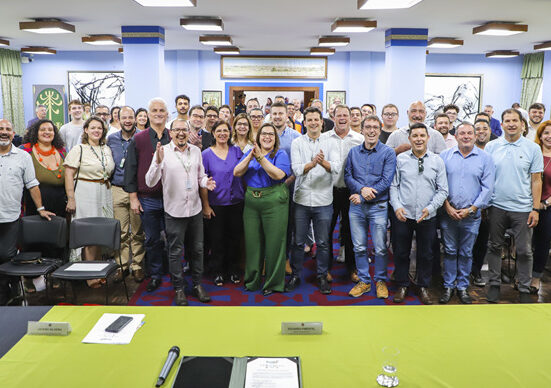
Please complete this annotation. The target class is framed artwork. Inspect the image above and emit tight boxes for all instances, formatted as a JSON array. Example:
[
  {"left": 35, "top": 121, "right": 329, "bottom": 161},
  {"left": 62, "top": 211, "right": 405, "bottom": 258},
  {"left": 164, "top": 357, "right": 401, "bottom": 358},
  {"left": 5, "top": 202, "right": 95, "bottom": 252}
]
[
  {"left": 67, "top": 71, "right": 125, "bottom": 111},
  {"left": 32, "top": 84, "right": 66, "bottom": 129},
  {"left": 221, "top": 56, "right": 327, "bottom": 79},
  {"left": 424, "top": 73, "right": 483, "bottom": 127},
  {"left": 202, "top": 90, "right": 222, "bottom": 107},
  {"left": 326, "top": 91, "right": 346, "bottom": 111}
]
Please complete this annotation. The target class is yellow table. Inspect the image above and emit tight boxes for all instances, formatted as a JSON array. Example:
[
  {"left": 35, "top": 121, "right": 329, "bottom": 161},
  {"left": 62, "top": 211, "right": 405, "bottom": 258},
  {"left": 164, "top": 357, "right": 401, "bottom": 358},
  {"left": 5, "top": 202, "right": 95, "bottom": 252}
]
[{"left": 1, "top": 304, "right": 550, "bottom": 387}]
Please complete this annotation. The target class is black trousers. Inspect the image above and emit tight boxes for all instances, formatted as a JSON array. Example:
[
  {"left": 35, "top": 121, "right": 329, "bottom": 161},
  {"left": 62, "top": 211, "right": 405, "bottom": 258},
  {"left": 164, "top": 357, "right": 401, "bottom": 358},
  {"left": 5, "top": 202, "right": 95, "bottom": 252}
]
[
  {"left": 328, "top": 187, "right": 355, "bottom": 273},
  {"left": 472, "top": 210, "right": 490, "bottom": 275},
  {"left": 207, "top": 202, "right": 244, "bottom": 277},
  {"left": 0, "top": 220, "right": 20, "bottom": 304}
]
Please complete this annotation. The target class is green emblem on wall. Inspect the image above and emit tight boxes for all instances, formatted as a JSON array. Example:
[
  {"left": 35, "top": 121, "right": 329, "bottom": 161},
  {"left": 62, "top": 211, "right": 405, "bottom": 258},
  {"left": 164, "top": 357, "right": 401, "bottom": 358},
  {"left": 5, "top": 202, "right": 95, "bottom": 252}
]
[{"left": 36, "top": 88, "right": 65, "bottom": 129}]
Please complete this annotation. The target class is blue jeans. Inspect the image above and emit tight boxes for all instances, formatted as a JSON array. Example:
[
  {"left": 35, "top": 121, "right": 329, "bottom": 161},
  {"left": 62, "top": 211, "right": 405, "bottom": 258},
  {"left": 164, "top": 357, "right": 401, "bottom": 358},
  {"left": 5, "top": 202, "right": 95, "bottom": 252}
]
[
  {"left": 440, "top": 213, "right": 481, "bottom": 290},
  {"left": 139, "top": 196, "right": 166, "bottom": 280},
  {"left": 290, "top": 203, "right": 332, "bottom": 278},
  {"left": 349, "top": 201, "right": 389, "bottom": 283}
]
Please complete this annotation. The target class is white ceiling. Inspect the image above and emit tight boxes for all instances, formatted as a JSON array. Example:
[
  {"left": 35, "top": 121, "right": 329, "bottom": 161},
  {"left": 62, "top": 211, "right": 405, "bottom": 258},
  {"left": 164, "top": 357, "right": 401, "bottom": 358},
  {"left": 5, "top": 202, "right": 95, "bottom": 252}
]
[{"left": 0, "top": 0, "right": 550, "bottom": 54}]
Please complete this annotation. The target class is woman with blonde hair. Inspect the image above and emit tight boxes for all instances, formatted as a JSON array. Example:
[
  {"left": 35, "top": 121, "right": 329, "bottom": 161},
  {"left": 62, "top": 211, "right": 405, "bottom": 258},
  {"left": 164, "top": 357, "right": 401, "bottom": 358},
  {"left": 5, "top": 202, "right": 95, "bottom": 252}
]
[{"left": 232, "top": 113, "right": 254, "bottom": 153}]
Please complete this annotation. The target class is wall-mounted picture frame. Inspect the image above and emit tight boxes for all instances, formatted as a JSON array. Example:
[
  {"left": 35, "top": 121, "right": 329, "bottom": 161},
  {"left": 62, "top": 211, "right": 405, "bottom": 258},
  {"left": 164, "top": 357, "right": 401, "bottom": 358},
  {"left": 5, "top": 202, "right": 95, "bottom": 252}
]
[
  {"left": 67, "top": 71, "right": 125, "bottom": 111},
  {"left": 221, "top": 56, "right": 328, "bottom": 79},
  {"left": 32, "top": 84, "right": 66, "bottom": 129},
  {"left": 424, "top": 73, "right": 483, "bottom": 127},
  {"left": 326, "top": 91, "right": 346, "bottom": 111},
  {"left": 202, "top": 90, "right": 222, "bottom": 107}
]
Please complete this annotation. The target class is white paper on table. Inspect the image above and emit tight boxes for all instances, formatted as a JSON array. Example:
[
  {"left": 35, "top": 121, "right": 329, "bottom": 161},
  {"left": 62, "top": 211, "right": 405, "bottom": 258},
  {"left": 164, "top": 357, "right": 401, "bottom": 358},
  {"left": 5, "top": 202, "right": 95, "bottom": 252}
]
[
  {"left": 245, "top": 358, "right": 299, "bottom": 388},
  {"left": 82, "top": 313, "right": 145, "bottom": 345},
  {"left": 66, "top": 262, "right": 110, "bottom": 272}
]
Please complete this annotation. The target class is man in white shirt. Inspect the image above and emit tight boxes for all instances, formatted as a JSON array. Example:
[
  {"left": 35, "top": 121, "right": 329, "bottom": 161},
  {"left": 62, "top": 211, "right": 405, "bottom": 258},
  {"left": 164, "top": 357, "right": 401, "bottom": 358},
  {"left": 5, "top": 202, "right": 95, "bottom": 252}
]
[
  {"left": 322, "top": 105, "right": 364, "bottom": 282},
  {"left": 59, "top": 100, "right": 84, "bottom": 152},
  {"left": 286, "top": 107, "right": 341, "bottom": 295},
  {"left": 145, "top": 119, "right": 216, "bottom": 306}
]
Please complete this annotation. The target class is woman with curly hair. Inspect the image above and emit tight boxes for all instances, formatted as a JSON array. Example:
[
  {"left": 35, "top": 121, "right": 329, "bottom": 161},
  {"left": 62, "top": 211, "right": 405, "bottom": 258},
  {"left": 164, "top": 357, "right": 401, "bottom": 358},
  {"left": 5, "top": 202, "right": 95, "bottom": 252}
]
[{"left": 21, "top": 119, "right": 67, "bottom": 217}]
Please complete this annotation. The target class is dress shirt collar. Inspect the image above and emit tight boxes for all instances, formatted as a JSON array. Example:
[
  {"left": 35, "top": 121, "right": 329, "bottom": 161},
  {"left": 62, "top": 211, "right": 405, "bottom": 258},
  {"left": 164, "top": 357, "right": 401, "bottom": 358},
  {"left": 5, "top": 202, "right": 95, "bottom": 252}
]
[
  {"left": 451, "top": 145, "right": 479, "bottom": 158},
  {"left": 407, "top": 149, "right": 429, "bottom": 159},
  {"left": 170, "top": 141, "right": 190, "bottom": 153},
  {"left": 1, "top": 144, "right": 19, "bottom": 156},
  {"left": 497, "top": 135, "right": 524, "bottom": 147},
  {"left": 360, "top": 140, "right": 380, "bottom": 153},
  {"left": 306, "top": 134, "right": 321, "bottom": 143}
]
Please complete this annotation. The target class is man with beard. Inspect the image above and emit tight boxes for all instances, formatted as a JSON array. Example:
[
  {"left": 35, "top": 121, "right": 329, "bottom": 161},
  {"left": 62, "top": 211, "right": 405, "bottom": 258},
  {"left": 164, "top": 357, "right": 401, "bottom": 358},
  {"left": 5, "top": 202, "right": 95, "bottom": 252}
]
[
  {"left": 187, "top": 105, "right": 214, "bottom": 151},
  {"left": 146, "top": 118, "right": 215, "bottom": 306},
  {"left": 0, "top": 119, "right": 54, "bottom": 304},
  {"left": 386, "top": 101, "right": 447, "bottom": 155},
  {"left": 434, "top": 113, "right": 457, "bottom": 149},
  {"left": 168, "top": 94, "right": 190, "bottom": 128},
  {"left": 443, "top": 104, "right": 460, "bottom": 135},
  {"left": 204, "top": 106, "right": 219, "bottom": 133},
  {"left": 107, "top": 106, "right": 146, "bottom": 283},
  {"left": 124, "top": 98, "right": 171, "bottom": 292},
  {"left": 527, "top": 103, "right": 545, "bottom": 141},
  {"left": 484, "top": 109, "right": 543, "bottom": 303}
]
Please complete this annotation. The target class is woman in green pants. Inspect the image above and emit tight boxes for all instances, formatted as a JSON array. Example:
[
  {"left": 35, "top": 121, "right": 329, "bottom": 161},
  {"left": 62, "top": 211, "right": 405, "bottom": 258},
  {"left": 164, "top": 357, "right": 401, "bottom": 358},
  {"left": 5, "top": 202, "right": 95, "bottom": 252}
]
[{"left": 233, "top": 123, "right": 291, "bottom": 296}]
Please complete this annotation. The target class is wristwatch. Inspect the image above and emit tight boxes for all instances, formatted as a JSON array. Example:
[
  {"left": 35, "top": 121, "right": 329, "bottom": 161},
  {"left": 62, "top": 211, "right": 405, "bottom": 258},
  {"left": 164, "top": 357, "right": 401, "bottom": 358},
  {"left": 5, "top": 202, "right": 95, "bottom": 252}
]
[
  {"left": 468, "top": 207, "right": 475, "bottom": 216},
  {"left": 533, "top": 207, "right": 540, "bottom": 212}
]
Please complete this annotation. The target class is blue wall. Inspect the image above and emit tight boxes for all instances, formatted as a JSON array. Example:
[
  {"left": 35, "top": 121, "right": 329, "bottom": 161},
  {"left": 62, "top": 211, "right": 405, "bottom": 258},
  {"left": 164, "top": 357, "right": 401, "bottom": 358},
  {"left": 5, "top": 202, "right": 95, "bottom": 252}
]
[{"left": 15, "top": 49, "right": 525, "bottom": 125}]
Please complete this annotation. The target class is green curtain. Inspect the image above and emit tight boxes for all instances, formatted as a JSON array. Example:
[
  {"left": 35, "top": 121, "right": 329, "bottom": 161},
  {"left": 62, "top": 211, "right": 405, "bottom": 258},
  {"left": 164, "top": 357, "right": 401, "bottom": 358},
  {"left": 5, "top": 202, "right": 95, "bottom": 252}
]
[
  {"left": 520, "top": 52, "right": 544, "bottom": 109},
  {"left": 0, "top": 48, "right": 24, "bottom": 135}
]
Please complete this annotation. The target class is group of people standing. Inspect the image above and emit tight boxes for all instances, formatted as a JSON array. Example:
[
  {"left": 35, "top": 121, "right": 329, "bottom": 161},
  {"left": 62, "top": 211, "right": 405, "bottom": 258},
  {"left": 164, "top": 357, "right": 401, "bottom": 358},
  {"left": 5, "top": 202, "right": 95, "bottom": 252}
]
[{"left": 0, "top": 93, "right": 549, "bottom": 307}]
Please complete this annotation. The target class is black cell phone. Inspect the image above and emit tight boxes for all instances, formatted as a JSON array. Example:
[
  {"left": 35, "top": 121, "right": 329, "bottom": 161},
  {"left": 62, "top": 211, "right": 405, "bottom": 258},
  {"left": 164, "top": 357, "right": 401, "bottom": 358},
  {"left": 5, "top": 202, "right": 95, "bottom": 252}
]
[{"left": 105, "top": 316, "right": 133, "bottom": 333}]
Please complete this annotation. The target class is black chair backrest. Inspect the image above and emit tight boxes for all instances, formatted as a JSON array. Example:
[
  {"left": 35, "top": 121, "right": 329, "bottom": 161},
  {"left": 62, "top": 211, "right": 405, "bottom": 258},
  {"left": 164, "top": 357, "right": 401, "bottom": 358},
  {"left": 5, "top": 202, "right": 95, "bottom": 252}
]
[
  {"left": 69, "top": 217, "right": 121, "bottom": 250},
  {"left": 19, "top": 215, "right": 67, "bottom": 248}
]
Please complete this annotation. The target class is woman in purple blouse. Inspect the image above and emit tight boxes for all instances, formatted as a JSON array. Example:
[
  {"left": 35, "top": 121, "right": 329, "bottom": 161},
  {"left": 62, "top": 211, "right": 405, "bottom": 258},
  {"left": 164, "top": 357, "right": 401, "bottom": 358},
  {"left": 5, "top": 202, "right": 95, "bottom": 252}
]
[{"left": 202, "top": 120, "right": 245, "bottom": 286}]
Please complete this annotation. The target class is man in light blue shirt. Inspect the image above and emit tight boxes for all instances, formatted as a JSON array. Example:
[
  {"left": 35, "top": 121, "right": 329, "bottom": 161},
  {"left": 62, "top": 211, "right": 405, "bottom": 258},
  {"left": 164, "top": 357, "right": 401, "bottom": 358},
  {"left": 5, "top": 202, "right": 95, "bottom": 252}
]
[
  {"left": 345, "top": 115, "right": 396, "bottom": 299},
  {"left": 439, "top": 122, "right": 495, "bottom": 304},
  {"left": 484, "top": 109, "right": 543, "bottom": 303},
  {"left": 390, "top": 123, "right": 448, "bottom": 304},
  {"left": 286, "top": 107, "right": 340, "bottom": 295}
]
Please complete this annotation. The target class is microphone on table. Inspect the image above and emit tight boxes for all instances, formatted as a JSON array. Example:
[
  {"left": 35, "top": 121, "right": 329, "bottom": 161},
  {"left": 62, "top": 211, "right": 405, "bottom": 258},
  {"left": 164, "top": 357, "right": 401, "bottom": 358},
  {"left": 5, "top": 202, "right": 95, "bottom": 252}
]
[{"left": 156, "top": 346, "right": 180, "bottom": 387}]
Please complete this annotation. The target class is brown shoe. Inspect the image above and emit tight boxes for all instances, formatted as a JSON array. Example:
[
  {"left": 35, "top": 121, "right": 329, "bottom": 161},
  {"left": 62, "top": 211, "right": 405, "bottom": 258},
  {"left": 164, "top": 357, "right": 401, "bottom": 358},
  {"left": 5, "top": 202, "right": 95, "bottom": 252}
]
[
  {"left": 418, "top": 287, "right": 433, "bottom": 305},
  {"left": 326, "top": 272, "right": 333, "bottom": 283},
  {"left": 285, "top": 259, "right": 292, "bottom": 275},
  {"left": 376, "top": 281, "right": 389, "bottom": 299},
  {"left": 114, "top": 268, "right": 128, "bottom": 283},
  {"left": 350, "top": 271, "right": 360, "bottom": 283},
  {"left": 393, "top": 287, "right": 408, "bottom": 303},
  {"left": 133, "top": 269, "right": 145, "bottom": 283},
  {"left": 349, "top": 281, "right": 371, "bottom": 298}
]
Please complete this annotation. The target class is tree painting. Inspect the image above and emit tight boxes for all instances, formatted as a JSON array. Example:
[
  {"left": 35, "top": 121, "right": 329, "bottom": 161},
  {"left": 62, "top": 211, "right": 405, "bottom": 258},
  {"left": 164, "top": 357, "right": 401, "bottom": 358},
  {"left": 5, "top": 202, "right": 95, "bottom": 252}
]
[{"left": 68, "top": 72, "right": 125, "bottom": 110}]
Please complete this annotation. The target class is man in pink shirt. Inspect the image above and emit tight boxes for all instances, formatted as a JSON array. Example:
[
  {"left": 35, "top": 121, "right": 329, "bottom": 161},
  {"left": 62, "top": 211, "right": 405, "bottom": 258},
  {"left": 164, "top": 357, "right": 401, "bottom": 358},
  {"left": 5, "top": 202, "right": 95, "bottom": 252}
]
[{"left": 146, "top": 119, "right": 216, "bottom": 306}]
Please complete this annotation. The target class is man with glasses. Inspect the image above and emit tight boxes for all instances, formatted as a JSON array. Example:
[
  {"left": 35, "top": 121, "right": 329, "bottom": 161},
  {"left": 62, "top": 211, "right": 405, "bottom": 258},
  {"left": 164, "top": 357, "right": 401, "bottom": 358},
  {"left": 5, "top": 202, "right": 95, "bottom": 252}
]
[
  {"left": 94, "top": 105, "right": 111, "bottom": 127},
  {"left": 379, "top": 104, "right": 399, "bottom": 144},
  {"left": 204, "top": 106, "right": 219, "bottom": 133},
  {"left": 345, "top": 115, "right": 396, "bottom": 298},
  {"left": 389, "top": 123, "right": 448, "bottom": 304},
  {"left": 443, "top": 104, "right": 460, "bottom": 135},
  {"left": 145, "top": 118, "right": 215, "bottom": 306},
  {"left": 386, "top": 101, "right": 447, "bottom": 155},
  {"left": 187, "top": 105, "right": 214, "bottom": 151}
]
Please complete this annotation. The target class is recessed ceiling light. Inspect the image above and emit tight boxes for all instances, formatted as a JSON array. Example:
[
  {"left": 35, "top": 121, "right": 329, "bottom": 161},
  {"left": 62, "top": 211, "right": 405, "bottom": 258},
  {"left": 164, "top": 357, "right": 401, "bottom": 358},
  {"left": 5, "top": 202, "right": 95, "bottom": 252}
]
[
  {"left": 0, "top": 38, "right": 9, "bottom": 46},
  {"left": 485, "top": 50, "right": 519, "bottom": 58},
  {"left": 534, "top": 42, "right": 551, "bottom": 51},
  {"left": 214, "top": 46, "right": 239, "bottom": 55},
  {"left": 82, "top": 35, "right": 122, "bottom": 45},
  {"left": 473, "top": 22, "right": 527, "bottom": 36},
  {"left": 318, "top": 36, "right": 350, "bottom": 47},
  {"left": 310, "top": 47, "right": 335, "bottom": 56},
  {"left": 133, "top": 0, "right": 196, "bottom": 6},
  {"left": 331, "top": 19, "right": 377, "bottom": 33},
  {"left": 180, "top": 17, "right": 223, "bottom": 31},
  {"left": 427, "top": 38, "right": 464, "bottom": 49},
  {"left": 357, "top": 0, "right": 423, "bottom": 9},
  {"left": 19, "top": 18, "right": 75, "bottom": 34},
  {"left": 200, "top": 35, "right": 232, "bottom": 46},
  {"left": 21, "top": 46, "right": 57, "bottom": 55}
]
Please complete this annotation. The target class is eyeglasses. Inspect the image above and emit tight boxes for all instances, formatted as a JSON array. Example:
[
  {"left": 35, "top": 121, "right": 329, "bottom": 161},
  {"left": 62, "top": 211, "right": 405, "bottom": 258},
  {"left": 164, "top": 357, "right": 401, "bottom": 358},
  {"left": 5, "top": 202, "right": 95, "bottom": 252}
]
[
  {"left": 250, "top": 115, "right": 263, "bottom": 120},
  {"left": 236, "top": 122, "right": 249, "bottom": 127},
  {"left": 206, "top": 114, "right": 218, "bottom": 119},
  {"left": 171, "top": 128, "right": 189, "bottom": 133},
  {"left": 260, "top": 132, "right": 276, "bottom": 138},
  {"left": 383, "top": 113, "right": 398, "bottom": 118},
  {"left": 418, "top": 157, "right": 424, "bottom": 174}
]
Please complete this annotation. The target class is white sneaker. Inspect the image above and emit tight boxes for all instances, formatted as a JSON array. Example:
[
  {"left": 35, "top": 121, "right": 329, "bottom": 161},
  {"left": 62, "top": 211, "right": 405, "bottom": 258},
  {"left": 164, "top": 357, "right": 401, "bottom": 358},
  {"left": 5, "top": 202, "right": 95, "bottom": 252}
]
[{"left": 336, "top": 246, "right": 345, "bottom": 263}]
